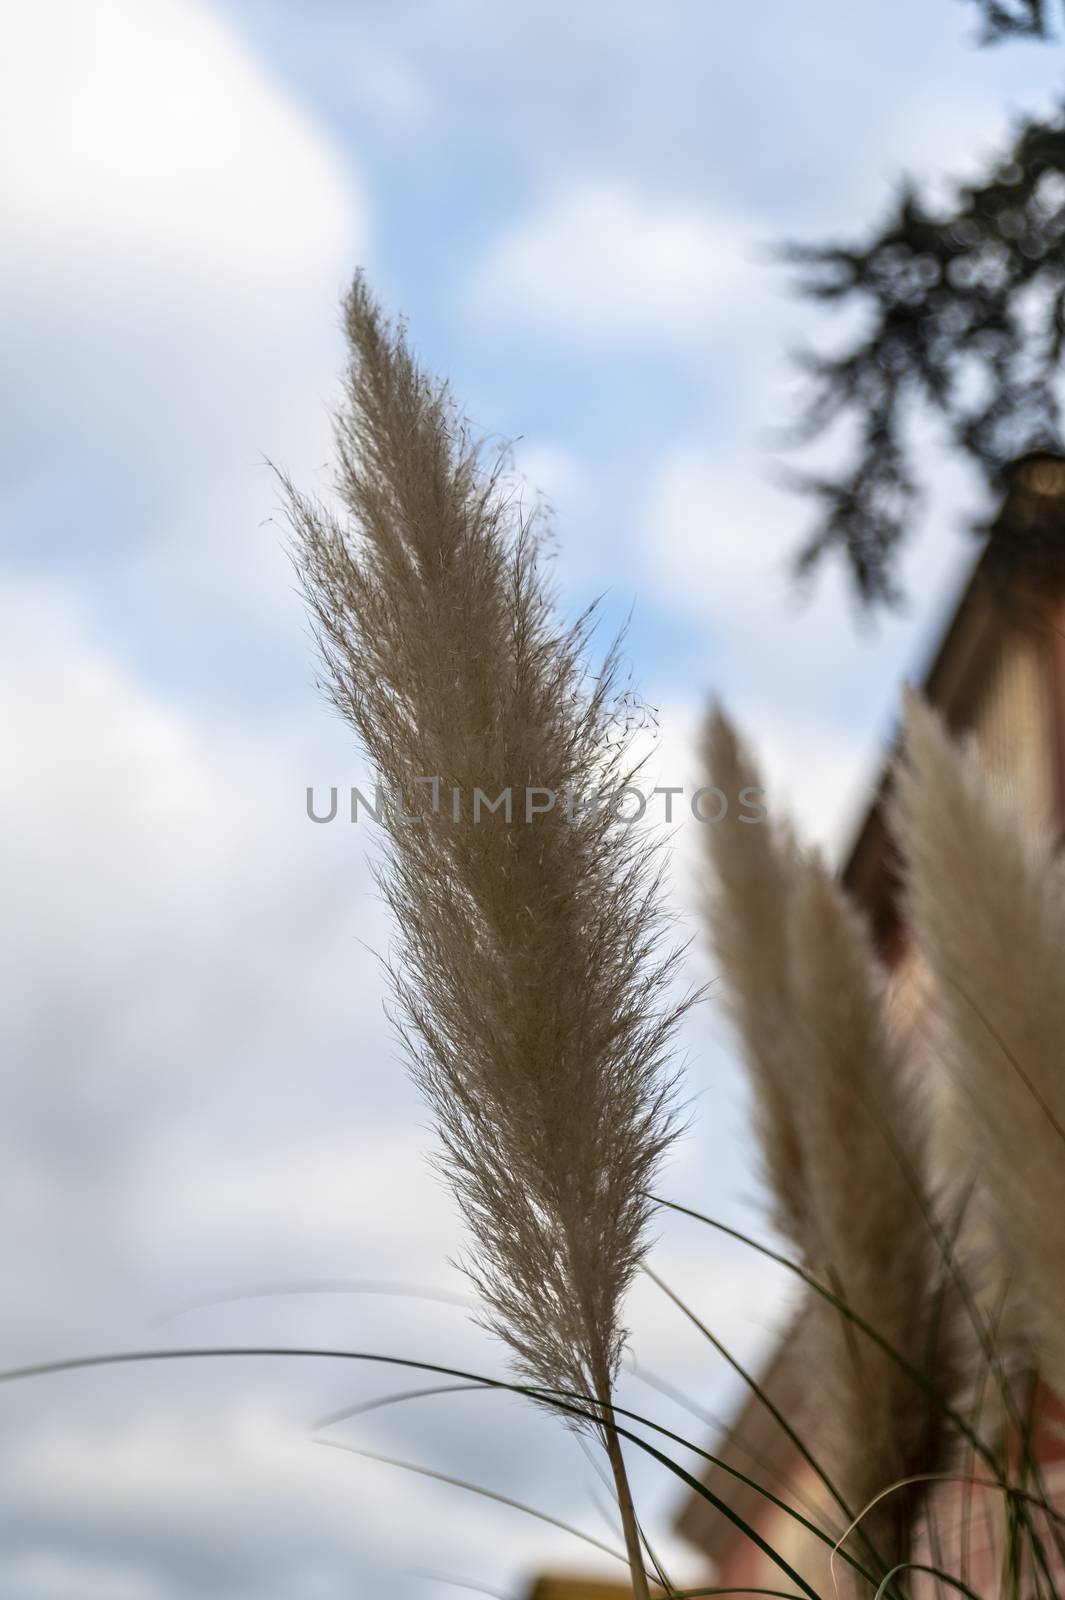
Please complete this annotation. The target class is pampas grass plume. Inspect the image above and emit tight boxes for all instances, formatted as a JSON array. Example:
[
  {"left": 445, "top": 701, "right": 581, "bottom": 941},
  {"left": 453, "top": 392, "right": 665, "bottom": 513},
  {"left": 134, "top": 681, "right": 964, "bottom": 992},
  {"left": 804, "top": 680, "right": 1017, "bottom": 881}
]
[
  {"left": 893, "top": 691, "right": 1065, "bottom": 1396},
  {"left": 285, "top": 274, "right": 690, "bottom": 1598},
  {"left": 702, "top": 705, "right": 954, "bottom": 1574}
]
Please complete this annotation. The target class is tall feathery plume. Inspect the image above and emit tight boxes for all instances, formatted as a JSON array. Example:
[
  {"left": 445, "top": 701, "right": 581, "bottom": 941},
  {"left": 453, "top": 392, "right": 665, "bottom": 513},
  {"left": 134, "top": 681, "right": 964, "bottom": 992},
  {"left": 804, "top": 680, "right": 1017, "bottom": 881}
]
[
  {"left": 892, "top": 692, "right": 1065, "bottom": 1398},
  {"left": 702, "top": 707, "right": 954, "bottom": 1577},
  {"left": 700, "top": 709, "right": 807, "bottom": 1246},
  {"left": 285, "top": 275, "right": 688, "bottom": 1598},
  {"left": 782, "top": 846, "right": 952, "bottom": 1573}
]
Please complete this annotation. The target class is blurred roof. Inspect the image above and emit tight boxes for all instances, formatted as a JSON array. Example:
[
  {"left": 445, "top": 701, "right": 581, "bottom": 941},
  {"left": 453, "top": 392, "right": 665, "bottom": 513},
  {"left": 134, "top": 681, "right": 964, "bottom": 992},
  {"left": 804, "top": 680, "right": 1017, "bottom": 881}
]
[{"left": 843, "top": 449, "right": 1065, "bottom": 943}]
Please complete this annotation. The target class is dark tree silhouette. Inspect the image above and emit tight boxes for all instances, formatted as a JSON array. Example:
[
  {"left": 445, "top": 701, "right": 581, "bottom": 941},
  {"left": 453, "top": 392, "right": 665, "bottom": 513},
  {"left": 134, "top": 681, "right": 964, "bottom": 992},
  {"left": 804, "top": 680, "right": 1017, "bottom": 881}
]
[
  {"left": 783, "top": 106, "right": 1065, "bottom": 605},
  {"left": 965, "top": 0, "right": 1060, "bottom": 40}
]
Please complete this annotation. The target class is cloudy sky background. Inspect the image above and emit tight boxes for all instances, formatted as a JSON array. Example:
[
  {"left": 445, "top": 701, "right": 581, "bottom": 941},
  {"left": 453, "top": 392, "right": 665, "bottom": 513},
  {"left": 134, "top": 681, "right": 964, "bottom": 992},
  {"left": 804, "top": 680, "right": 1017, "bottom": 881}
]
[{"left": 3, "top": 3, "right": 1063, "bottom": 1596}]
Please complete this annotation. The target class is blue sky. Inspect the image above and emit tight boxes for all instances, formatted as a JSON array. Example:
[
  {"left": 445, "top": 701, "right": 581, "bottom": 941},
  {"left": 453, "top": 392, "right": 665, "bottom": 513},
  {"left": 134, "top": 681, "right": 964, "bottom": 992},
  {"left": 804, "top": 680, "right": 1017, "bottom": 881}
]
[{"left": 2, "top": 4, "right": 1063, "bottom": 1598}]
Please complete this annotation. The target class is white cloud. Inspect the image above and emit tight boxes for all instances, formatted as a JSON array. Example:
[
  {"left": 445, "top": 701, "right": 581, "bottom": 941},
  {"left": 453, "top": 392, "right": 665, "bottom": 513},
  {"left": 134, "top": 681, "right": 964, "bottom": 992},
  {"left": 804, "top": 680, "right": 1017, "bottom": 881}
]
[
  {"left": 472, "top": 180, "right": 750, "bottom": 344},
  {"left": 1, "top": 0, "right": 359, "bottom": 298},
  {"left": 0, "top": 1401, "right": 420, "bottom": 1600},
  {"left": 881, "top": 88, "right": 1061, "bottom": 213},
  {"left": 645, "top": 450, "right": 801, "bottom": 619},
  {"left": 0, "top": 0, "right": 364, "bottom": 624},
  {"left": 0, "top": 571, "right": 407, "bottom": 1325},
  {"left": 643, "top": 436, "right": 981, "bottom": 639},
  {"left": 0, "top": 1551, "right": 166, "bottom": 1600},
  {"left": 510, "top": 441, "right": 583, "bottom": 504},
  {"left": 635, "top": 440, "right": 987, "bottom": 856}
]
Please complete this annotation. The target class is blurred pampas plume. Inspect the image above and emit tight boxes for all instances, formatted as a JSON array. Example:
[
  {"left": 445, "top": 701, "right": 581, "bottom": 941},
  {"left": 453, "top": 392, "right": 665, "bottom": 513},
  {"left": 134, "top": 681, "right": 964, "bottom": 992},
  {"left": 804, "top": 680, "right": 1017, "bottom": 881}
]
[
  {"left": 698, "top": 710, "right": 806, "bottom": 1245},
  {"left": 702, "top": 706, "right": 955, "bottom": 1576},
  {"left": 284, "top": 274, "right": 690, "bottom": 1598},
  {"left": 893, "top": 691, "right": 1065, "bottom": 1397}
]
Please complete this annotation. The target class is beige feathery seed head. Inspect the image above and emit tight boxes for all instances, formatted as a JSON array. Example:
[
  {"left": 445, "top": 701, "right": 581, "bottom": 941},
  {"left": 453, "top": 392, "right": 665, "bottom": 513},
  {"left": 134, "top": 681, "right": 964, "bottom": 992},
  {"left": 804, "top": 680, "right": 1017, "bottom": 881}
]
[
  {"left": 285, "top": 274, "right": 690, "bottom": 1423},
  {"left": 783, "top": 846, "right": 954, "bottom": 1572},
  {"left": 700, "top": 707, "right": 807, "bottom": 1246},
  {"left": 893, "top": 691, "right": 1065, "bottom": 1397},
  {"left": 703, "top": 706, "right": 958, "bottom": 1575}
]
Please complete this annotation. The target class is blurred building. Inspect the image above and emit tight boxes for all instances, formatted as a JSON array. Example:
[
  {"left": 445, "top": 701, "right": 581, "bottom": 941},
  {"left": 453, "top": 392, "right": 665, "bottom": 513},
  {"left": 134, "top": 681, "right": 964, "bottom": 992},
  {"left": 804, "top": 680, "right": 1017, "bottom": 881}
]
[{"left": 675, "top": 452, "right": 1065, "bottom": 1596}]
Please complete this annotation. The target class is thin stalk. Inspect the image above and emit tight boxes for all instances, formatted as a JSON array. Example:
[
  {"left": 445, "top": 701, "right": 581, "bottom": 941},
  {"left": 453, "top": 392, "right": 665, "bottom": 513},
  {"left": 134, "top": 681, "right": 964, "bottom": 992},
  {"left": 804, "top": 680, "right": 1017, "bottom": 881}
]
[
  {"left": 596, "top": 1372, "right": 653, "bottom": 1600},
  {"left": 870, "top": 1565, "right": 981, "bottom": 1600}
]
